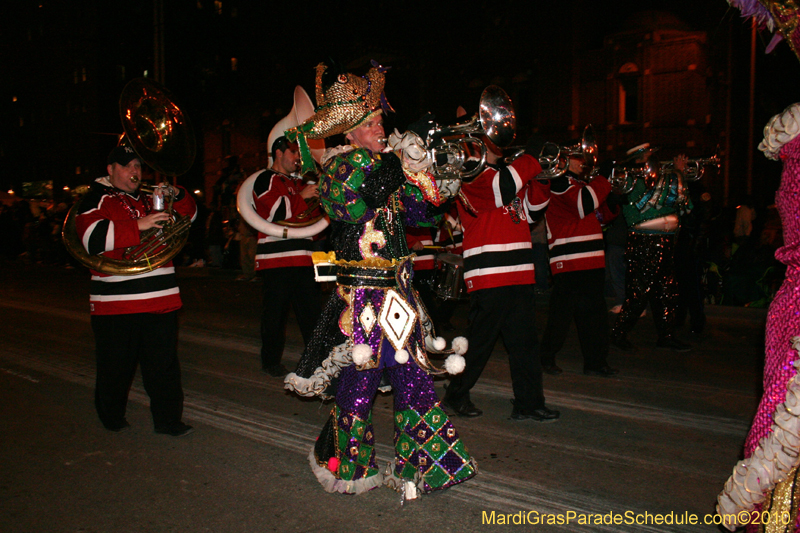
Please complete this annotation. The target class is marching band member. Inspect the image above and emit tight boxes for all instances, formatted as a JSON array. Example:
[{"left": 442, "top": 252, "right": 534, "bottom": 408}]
[
  {"left": 251, "top": 136, "right": 322, "bottom": 378},
  {"left": 283, "top": 61, "right": 476, "bottom": 499},
  {"left": 539, "top": 152, "right": 619, "bottom": 377},
  {"left": 610, "top": 145, "right": 692, "bottom": 352},
  {"left": 76, "top": 142, "right": 197, "bottom": 436},
  {"left": 442, "top": 137, "right": 560, "bottom": 422}
]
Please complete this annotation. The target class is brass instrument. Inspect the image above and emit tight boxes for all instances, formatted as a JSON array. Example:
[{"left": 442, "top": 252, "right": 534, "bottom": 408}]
[
  {"left": 236, "top": 86, "right": 330, "bottom": 240},
  {"left": 658, "top": 152, "right": 720, "bottom": 181},
  {"left": 608, "top": 158, "right": 659, "bottom": 194},
  {"left": 425, "top": 85, "right": 517, "bottom": 198},
  {"left": 237, "top": 170, "right": 329, "bottom": 239},
  {"left": 62, "top": 77, "right": 196, "bottom": 275},
  {"left": 536, "top": 125, "right": 598, "bottom": 180},
  {"left": 608, "top": 150, "right": 719, "bottom": 195}
]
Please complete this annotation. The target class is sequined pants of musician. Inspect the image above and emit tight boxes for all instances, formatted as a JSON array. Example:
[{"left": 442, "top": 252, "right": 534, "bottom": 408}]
[
  {"left": 313, "top": 362, "right": 476, "bottom": 494},
  {"left": 611, "top": 232, "right": 679, "bottom": 341}
]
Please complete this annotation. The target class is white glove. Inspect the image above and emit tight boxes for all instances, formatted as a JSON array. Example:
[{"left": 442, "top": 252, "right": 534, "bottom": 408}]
[{"left": 388, "top": 129, "right": 432, "bottom": 173}]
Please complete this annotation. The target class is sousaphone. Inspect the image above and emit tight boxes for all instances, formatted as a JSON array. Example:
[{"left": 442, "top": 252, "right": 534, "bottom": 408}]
[{"left": 62, "top": 77, "right": 197, "bottom": 275}]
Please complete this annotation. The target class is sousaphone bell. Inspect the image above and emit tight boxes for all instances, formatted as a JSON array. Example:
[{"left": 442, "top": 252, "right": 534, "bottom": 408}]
[{"left": 62, "top": 77, "right": 197, "bottom": 275}]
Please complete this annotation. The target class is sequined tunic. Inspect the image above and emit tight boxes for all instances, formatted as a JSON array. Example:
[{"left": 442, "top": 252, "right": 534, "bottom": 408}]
[{"left": 745, "top": 137, "right": 800, "bottom": 457}]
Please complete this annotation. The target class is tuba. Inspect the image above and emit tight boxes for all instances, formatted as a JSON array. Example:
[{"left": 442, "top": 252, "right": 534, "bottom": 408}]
[
  {"left": 237, "top": 87, "right": 329, "bottom": 239},
  {"left": 425, "top": 85, "right": 517, "bottom": 198},
  {"left": 62, "top": 78, "right": 196, "bottom": 275}
]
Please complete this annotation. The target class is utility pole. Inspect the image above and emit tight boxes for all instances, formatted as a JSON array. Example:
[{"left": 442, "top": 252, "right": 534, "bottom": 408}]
[{"left": 747, "top": 18, "right": 756, "bottom": 197}]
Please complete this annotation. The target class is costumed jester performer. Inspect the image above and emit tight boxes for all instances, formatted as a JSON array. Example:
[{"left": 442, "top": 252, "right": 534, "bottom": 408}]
[
  {"left": 282, "top": 60, "right": 477, "bottom": 500},
  {"left": 717, "top": 105, "right": 800, "bottom": 531}
]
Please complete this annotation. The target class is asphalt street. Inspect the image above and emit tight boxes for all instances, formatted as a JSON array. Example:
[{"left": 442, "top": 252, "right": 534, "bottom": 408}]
[{"left": 0, "top": 261, "right": 768, "bottom": 532}]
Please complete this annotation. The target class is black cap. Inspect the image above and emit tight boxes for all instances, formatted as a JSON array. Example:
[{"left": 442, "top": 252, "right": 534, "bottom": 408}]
[{"left": 107, "top": 144, "right": 141, "bottom": 166}]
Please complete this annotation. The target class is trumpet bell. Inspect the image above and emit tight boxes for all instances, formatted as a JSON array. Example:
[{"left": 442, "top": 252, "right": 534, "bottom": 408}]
[{"left": 120, "top": 78, "right": 196, "bottom": 176}]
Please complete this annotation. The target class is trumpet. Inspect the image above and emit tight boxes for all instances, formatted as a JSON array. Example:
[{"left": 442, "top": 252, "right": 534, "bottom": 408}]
[
  {"left": 608, "top": 158, "right": 658, "bottom": 194},
  {"left": 536, "top": 125, "right": 598, "bottom": 180},
  {"left": 658, "top": 153, "right": 720, "bottom": 181}
]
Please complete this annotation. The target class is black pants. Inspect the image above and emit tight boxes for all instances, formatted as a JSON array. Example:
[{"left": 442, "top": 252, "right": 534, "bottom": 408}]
[
  {"left": 92, "top": 311, "right": 183, "bottom": 429},
  {"left": 445, "top": 284, "right": 545, "bottom": 410},
  {"left": 260, "top": 266, "right": 321, "bottom": 369},
  {"left": 540, "top": 268, "right": 609, "bottom": 371},
  {"left": 612, "top": 232, "right": 679, "bottom": 340}
]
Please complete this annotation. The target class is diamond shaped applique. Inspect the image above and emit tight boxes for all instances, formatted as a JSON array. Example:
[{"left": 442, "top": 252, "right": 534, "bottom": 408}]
[
  {"left": 396, "top": 433, "right": 416, "bottom": 460},
  {"left": 378, "top": 290, "right": 416, "bottom": 350},
  {"left": 357, "top": 444, "right": 373, "bottom": 467},
  {"left": 423, "top": 463, "right": 450, "bottom": 488},
  {"left": 423, "top": 405, "right": 448, "bottom": 431},
  {"left": 397, "top": 408, "right": 422, "bottom": 431},
  {"left": 359, "top": 301, "right": 377, "bottom": 335},
  {"left": 423, "top": 434, "right": 450, "bottom": 461}
]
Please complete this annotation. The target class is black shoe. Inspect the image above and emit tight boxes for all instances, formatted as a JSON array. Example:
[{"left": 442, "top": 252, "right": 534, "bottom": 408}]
[
  {"left": 155, "top": 422, "right": 194, "bottom": 437},
  {"left": 611, "top": 337, "right": 634, "bottom": 352},
  {"left": 656, "top": 337, "right": 691, "bottom": 352},
  {"left": 104, "top": 419, "right": 131, "bottom": 432},
  {"left": 441, "top": 398, "right": 483, "bottom": 418},
  {"left": 542, "top": 364, "right": 563, "bottom": 375},
  {"left": 262, "top": 363, "right": 289, "bottom": 378},
  {"left": 584, "top": 365, "right": 619, "bottom": 377},
  {"left": 510, "top": 400, "right": 560, "bottom": 422}
]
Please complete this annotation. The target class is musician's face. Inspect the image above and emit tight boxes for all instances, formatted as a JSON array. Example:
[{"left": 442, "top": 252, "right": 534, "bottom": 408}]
[
  {"left": 346, "top": 114, "right": 385, "bottom": 152},
  {"left": 274, "top": 143, "right": 300, "bottom": 175},
  {"left": 567, "top": 155, "right": 585, "bottom": 175},
  {"left": 107, "top": 159, "right": 142, "bottom": 193}
]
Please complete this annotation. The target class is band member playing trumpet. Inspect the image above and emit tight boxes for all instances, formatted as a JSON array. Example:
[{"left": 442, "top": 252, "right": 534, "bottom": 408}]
[
  {"left": 539, "top": 152, "right": 619, "bottom": 377},
  {"left": 75, "top": 141, "right": 197, "bottom": 436},
  {"left": 442, "top": 136, "right": 560, "bottom": 422},
  {"left": 610, "top": 144, "right": 692, "bottom": 352},
  {"left": 251, "top": 136, "right": 323, "bottom": 378},
  {"left": 282, "top": 61, "right": 476, "bottom": 499}
]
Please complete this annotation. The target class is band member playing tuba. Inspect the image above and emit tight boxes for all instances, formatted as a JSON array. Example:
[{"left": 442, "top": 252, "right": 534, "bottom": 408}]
[
  {"left": 282, "top": 60, "right": 476, "bottom": 499},
  {"left": 250, "top": 136, "right": 323, "bottom": 378},
  {"left": 76, "top": 140, "right": 197, "bottom": 436},
  {"left": 610, "top": 144, "right": 692, "bottom": 353}
]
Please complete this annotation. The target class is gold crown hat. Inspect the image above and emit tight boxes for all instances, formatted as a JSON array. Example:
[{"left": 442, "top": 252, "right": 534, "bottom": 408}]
[{"left": 285, "top": 61, "right": 392, "bottom": 173}]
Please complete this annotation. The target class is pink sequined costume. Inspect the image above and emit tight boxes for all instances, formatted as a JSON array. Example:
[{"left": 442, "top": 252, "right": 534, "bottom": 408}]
[{"left": 741, "top": 135, "right": 800, "bottom": 531}]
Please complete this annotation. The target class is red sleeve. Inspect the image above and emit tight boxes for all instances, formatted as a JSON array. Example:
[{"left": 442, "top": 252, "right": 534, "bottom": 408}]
[{"left": 76, "top": 194, "right": 141, "bottom": 254}]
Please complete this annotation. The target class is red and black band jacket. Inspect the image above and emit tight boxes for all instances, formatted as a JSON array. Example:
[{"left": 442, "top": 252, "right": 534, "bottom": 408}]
[
  {"left": 406, "top": 227, "right": 435, "bottom": 272},
  {"left": 457, "top": 154, "right": 549, "bottom": 292},
  {"left": 252, "top": 169, "right": 322, "bottom": 270},
  {"left": 76, "top": 177, "right": 198, "bottom": 315},
  {"left": 545, "top": 173, "right": 612, "bottom": 275}
]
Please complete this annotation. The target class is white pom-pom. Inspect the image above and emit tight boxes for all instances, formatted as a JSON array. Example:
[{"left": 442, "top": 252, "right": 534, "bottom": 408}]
[
  {"left": 444, "top": 354, "right": 466, "bottom": 375},
  {"left": 352, "top": 344, "right": 373, "bottom": 365},
  {"left": 451, "top": 336, "right": 468, "bottom": 355},
  {"left": 394, "top": 349, "right": 409, "bottom": 364},
  {"left": 433, "top": 336, "right": 446, "bottom": 351}
]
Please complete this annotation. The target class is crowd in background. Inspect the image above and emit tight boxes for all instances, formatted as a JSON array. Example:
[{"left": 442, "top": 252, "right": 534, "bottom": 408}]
[{"left": 0, "top": 173, "right": 785, "bottom": 310}]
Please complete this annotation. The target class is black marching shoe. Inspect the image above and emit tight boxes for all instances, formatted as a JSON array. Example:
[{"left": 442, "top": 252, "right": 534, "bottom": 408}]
[
  {"left": 441, "top": 397, "right": 483, "bottom": 418},
  {"left": 155, "top": 422, "right": 194, "bottom": 437},
  {"left": 262, "top": 363, "right": 289, "bottom": 378},
  {"left": 656, "top": 336, "right": 691, "bottom": 353},
  {"left": 542, "top": 364, "right": 563, "bottom": 376},
  {"left": 583, "top": 365, "right": 619, "bottom": 377},
  {"left": 510, "top": 400, "right": 560, "bottom": 422}
]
